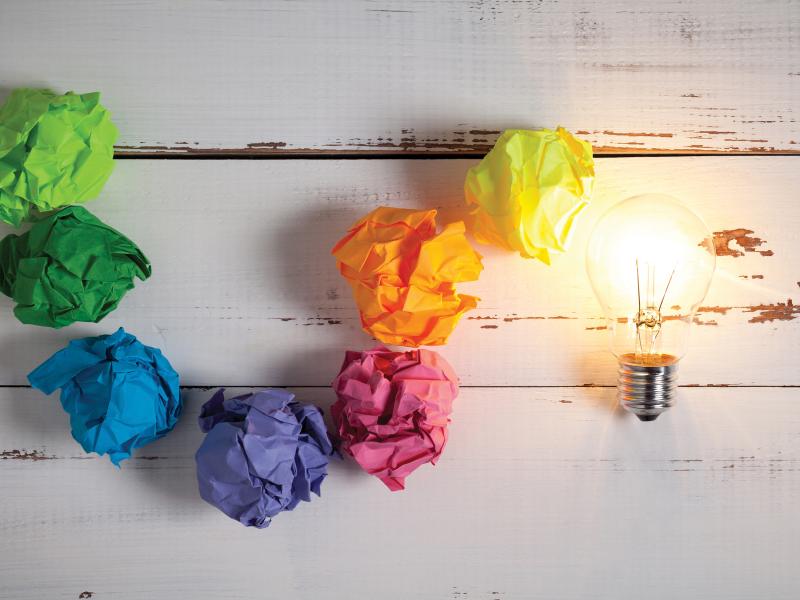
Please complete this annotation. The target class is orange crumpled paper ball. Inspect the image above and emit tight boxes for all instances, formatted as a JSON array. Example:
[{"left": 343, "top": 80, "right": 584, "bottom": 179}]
[{"left": 331, "top": 206, "right": 483, "bottom": 347}]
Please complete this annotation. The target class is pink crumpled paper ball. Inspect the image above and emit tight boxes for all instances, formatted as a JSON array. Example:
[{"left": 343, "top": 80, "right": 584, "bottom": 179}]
[{"left": 331, "top": 347, "right": 459, "bottom": 491}]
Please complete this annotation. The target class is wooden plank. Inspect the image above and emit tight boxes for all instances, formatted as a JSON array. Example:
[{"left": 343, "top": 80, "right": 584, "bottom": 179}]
[
  {"left": 0, "top": 157, "right": 797, "bottom": 387},
  {"left": 1, "top": 386, "right": 799, "bottom": 599},
  {"left": 0, "top": 0, "right": 797, "bottom": 155}
]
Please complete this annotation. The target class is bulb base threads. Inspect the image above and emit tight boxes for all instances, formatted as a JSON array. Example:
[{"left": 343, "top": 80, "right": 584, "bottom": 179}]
[{"left": 617, "top": 357, "right": 679, "bottom": 421}]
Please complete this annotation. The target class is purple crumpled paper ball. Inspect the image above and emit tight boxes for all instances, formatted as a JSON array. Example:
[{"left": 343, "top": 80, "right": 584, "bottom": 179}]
[{"left": 195, "top": 388, "right": 334, "bottom": 528}]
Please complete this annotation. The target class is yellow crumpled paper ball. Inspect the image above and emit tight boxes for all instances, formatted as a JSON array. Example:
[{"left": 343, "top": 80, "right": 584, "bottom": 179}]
[
  {"left": 332, "top": 206, "right": 483, "bottom": 347},
  {"left": 464, "top": 127, "right": 595, "bottom": 263}
]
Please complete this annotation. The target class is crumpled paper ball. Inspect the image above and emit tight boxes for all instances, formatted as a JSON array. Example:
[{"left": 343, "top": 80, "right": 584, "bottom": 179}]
[
  {"left": 332, "top": 347, "right": 459, "bottom": 491},
  {"left": 0, "top": 205, "right": 150, "bottom": 328},
  {"left": 195, "top": 388, "right": 334, "bottom": 528},
  {"left": 27, "top": 328, "right": 182, "bottom": 465},
  {"left": 0, "top": 88, "right": 119, "bottom": 226},
  {"left": 331, "top": 206, "right": 483, "bottom": 347},
  {"left": 464, "top": 127, "right": 594, "bottom": 263}
]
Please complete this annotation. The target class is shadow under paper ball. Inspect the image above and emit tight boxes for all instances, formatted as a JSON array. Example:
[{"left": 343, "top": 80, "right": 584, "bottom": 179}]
[
  {"left": 119, "top": 390, "right": 207, "bottom": 508},
  {"left": 265, "top": 201, "right": 377, "bottom": 386}
]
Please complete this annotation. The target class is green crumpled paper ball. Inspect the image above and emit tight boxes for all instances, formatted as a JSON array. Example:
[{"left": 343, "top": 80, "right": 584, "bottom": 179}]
[
  {"left": 0, "top": 205, "right": 150, "bottom": 328},
  {"left": 464, "top": 127, "right": 595, "bottom": 264},
  {"left": 0, "top": 88, "right": 119, "bottom": 227}
]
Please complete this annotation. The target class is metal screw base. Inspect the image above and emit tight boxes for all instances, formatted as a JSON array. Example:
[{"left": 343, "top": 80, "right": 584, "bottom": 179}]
[{"left": 617, "top": 357, "right": 679, "bottom": 421}]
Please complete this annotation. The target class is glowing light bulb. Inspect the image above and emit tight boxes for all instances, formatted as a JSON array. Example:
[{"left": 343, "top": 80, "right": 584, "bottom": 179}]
[{"left": 586, "top": 194, "right": 716, "bottom": 421}]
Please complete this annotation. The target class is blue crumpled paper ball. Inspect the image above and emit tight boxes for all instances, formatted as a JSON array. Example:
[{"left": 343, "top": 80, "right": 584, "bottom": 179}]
[
  {"left": 28, "top": 327, "right": 182, "bottom": 465},
  {"left": 195, "top": 388, "right": 334, "bottom": 528}
]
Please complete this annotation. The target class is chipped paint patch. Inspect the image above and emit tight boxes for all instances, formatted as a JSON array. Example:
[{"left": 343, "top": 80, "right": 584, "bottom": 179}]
[
  {"left": 601, "top": 130, "right": 674, "bottom": 138},
  {"left": 295, "top": 317, "right": 344, "bottom": 326},
  {"left": 246, "top": 141, "right": 288, "bottom": 149},
  {"left": 112, "top": 143, "right": 800, "bottom": 157},
  {"left": 745, "top": 299, "right": 799, "bottom": 323},
  {"left": 698, "top": 306, "right": 731, "bottom": 315},
  {"left": 712, "top": 229, "right": 773, "bottom": 257},
  {"left": 1, "top": 449, "right": 53, "bottom": 461},
  {"left": 693, "top": 318, "right": 718, "bottom": 326}
]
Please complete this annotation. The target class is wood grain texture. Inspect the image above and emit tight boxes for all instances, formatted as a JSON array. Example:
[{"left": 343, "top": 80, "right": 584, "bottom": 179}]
[
  {"left": 0, "top": 157, "right": 796, "bottom": 387},
  {"left": 1, "top": 0, "right": 797, "bottom": 155},
  {"left": 1, "top": 386, "right": 799, "bottom": 599},
  {"left": 1, "top": 2, "right": 797, "bottom": 597}
]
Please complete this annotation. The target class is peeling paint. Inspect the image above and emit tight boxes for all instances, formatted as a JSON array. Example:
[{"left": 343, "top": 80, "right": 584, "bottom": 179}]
[
  {"left": 247, "top": 141, "right": 288, "bottom": 149},
  {"left": 601, "top": 130, "right": 674, "bottom": 138},
  {"left": 712, "top": 229, "right": 773, "bottom": 257},
  {"left": 467, "top": 301, "right": 797, "bottom": 328},
  {"left": 112, "top": 143, "right": 800, "bottom": 157},
  {"left": 745, "top": 299, "right": 798, "bottom": 323},
  {"left": 502, "top": 315, "right": 577, "bottom": 322},
  {"left": 698, "top": 306, "right": 731, "bottom": 315},
  {"left": 0, "top": 449, "right": 53, "bottom": 461},
  {"left": 694, "top": 318, "right": 718, "bottom": 326}
]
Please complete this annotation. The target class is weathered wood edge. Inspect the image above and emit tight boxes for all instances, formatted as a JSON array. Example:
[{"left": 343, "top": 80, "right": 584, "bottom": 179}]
[{"left": 114, "top": 147, "right": 800, "bottom": 158}]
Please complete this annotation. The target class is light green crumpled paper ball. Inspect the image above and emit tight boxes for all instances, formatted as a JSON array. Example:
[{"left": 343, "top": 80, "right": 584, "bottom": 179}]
[{"left": 0, "top": 88, "right": 119, "bottom": 227}]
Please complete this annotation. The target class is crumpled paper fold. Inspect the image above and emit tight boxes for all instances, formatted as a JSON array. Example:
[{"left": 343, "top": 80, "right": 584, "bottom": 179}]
[
  {"left": 0, "top": 205, "right": 150, "bottom": 328},
  {"left": 195, "top": 388, "right": 334, "bottom": 528},
  {"left": 465, "top": 127, "right": 594, "bottom": 263},
  {"left": 332, "top": 206, "right": 483, "bottom": 347},
  {"left": 28, "top": 328, "right": 182, "bottom": 465},
  {"left": 0, "top": 88, "right": 118, "bottom": 226},
  {"left": 332, "top": 347, "right": 458, "bottom": 491}
]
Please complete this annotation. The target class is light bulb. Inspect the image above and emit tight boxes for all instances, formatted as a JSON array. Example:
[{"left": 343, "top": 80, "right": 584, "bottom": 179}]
[{"left": 586, "top": 194, "right": 716, "bottom": 421}]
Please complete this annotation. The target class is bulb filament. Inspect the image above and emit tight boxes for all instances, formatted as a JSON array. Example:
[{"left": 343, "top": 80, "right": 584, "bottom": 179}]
[{"left": 634, "top": 260, "right": 676, "bottom": 356}]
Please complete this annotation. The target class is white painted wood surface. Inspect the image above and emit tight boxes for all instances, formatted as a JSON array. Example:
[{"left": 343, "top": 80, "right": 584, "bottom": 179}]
[
  {"left": 0, "top": 158, "right": 796, "bottom": 387},
  {"left": 1, "top": 0, "right": 798, "bottom": 154},
  {"left": 2, "top": 387, "right": 800, "bottom": 599},
  {"left": 1, "top": 1, "right": 798, "bottom": 598}
]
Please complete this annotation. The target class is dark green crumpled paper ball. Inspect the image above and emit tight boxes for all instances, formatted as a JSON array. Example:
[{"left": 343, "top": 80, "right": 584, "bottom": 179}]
[
  {"left": 0, "top": 205, "right": 150, "bottom": 328},
  {"left": 0, "top": 88, "right": 119, "bottom": 227}
]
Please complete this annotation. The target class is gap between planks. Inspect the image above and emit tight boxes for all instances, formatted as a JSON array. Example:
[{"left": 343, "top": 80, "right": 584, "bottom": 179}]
[
  {"left": 113, "top": 150, "right": 800, "bottom": 160},
  {"left": 0, "top": 385, "right": 796, "bottom": 389}
]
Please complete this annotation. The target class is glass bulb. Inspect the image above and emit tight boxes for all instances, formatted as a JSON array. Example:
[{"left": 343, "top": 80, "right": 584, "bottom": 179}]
[{"left": 586, "top": 194, "right": 716, "bottom": 420}]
